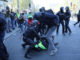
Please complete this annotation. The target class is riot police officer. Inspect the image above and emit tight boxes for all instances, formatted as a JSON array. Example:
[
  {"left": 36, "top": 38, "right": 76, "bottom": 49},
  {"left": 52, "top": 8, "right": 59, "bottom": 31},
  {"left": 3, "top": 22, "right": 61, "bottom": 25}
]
[
  {"left": 22, "top": 20, "right": 41, "bottom": 59},
  {"left": 56, "top": 7, "right": 65, "bottom": 35},
  {"left": 0, "top": 12, "right": 9, "bottom": 60},
  {"left": 65, "top": 7, "right": 72, "bottom": 34}
]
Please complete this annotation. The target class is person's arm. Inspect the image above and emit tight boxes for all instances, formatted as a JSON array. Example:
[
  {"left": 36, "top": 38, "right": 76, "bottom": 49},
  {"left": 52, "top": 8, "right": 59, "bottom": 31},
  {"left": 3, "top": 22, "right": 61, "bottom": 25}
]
[
  {"left": 45, "top": 12, "right": 55, "bottom": 19},
  {"left": 66, "top": 12, "right": 71, "bottom": 19},
  {"left": 33, "top": 29, "right": 40, "bottom": 40}
]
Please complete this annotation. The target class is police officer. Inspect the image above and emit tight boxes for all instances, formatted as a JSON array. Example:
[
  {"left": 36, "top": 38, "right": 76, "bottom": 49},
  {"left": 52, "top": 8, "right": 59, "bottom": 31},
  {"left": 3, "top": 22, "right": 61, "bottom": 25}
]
[
  {"left": 0, "top": 12, "right": 9, "bottom": 60},
  {"left": 34, "top": 7, "right": 59, "bottom": 56},
  {"left": 34, "top": 7, "right": 46, "bottom": 35},
  {"left": 65, "top": 7, "right": 72, "bottom": 34},
  {"left": 74, "top": 10, "right": 80, "bottom": 27},
  {"left": 22, "top": 20, "right": 41, "bottom": 59},
  {"left": 57, "top": 7, "right": 65, "bottom": 35}
]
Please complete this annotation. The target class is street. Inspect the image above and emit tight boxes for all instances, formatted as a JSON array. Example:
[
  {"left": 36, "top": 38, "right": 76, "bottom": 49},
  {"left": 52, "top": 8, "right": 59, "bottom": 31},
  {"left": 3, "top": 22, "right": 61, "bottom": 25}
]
[{"left": 4, "top": 21, "right": 80, "bottom": 60}]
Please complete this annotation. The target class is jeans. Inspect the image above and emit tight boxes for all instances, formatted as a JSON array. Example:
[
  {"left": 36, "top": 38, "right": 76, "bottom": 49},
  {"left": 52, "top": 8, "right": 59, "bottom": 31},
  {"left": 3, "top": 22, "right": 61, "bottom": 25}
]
[
  {"left": 6, "top": 17, "right": 11, "bottom": 32},
  {"left": 19, "top": 23, "right": 24, "bottom": 32},
  {"left": 24, "top": 20, "right": 28, "bottom": 30},
  {"left": 12, "top": 19, "right": 15, "bottom": 29},
  {"left": 46, "top": 26, "right": 56, "bottom": 50},
  {"left": 57, "top": 21, "right": 65, "bottom": 34},
  {"left": 65, "top": 20, "right": 71, "bottom": 33}
]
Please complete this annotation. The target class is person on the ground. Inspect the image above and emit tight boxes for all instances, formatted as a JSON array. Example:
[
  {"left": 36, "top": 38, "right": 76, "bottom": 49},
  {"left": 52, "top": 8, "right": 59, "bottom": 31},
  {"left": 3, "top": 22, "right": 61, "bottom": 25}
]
[
  {"left": 64, "top": 7, "right": 72, "bottom": 34},
  {"left": 74, "top": 10, "right": 80, "bottom": 27}
]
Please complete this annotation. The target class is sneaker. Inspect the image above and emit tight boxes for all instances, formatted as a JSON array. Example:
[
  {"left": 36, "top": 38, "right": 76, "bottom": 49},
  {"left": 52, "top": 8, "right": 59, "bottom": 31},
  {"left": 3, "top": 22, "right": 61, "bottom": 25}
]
[
  {"left": 69, "top": 31, "right": 72, "bottom": 35},
  {"left": 24, "top": 54, "right": 31, "bottom": 59},
  {"left": 54, "top": 43, "right": 59, "bottom": 46},
  {"left": 50, "top": 48, "right": 58, "bottom": 56}
]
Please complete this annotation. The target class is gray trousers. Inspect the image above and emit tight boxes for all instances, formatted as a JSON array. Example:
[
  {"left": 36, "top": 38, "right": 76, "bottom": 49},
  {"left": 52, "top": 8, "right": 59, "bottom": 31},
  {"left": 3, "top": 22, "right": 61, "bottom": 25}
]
[{"left": 46, "top": 26, "right": 56, "bottom": 50}]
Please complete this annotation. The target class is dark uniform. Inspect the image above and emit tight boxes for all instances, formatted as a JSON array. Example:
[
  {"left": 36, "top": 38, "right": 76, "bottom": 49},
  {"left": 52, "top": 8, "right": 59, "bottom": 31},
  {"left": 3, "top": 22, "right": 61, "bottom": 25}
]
[
  {"left": 0, "top": 12, "right": 9, "bottom": 60},
  {"left": 74, "top": 10, "right": 80, "bottom": 27},
  {"left": 22, "top": 26, "right": 40, "bottom": 59},
  {"left": 56, "top": 7, "right": 65, "bottom": 35},
  {"left": 34, "top": 9, "right": 59, "bottom": 35},
  {"left": 65, "top": 7, "right": 72, "bottom": 34}
]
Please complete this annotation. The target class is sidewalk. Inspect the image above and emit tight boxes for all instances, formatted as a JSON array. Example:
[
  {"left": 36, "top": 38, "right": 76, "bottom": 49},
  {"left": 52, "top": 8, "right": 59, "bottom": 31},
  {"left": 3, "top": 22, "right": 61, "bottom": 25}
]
[{"left": 4, "top": 28, "right": 19, "bottom": 40}]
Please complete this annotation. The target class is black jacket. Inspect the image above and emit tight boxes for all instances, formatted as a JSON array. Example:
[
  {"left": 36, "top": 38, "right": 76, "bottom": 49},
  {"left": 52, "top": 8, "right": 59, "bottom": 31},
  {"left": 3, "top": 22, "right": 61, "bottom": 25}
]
[
  {"left": 77, "top": 13, "right": 80, "bottom": 21},
  {"left": 65, "top": 11, "right": 71, "bottom": 20},
  {"left": 23, "top": 27, "right": 40, "bottom": 40},
  {"left": 57, "top": 11, "right": 65, "bottom": 21},
  {"left": 34, "top": 11, "right": 59, "bottom": 28},
  {"left": 0, "top": 13, "right": 6, "bottom": 32}
]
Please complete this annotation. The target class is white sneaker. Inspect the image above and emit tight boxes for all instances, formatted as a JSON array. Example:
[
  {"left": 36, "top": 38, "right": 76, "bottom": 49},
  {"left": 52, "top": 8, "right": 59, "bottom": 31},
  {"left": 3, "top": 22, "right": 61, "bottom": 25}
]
[{"left": 50, "top": 48, "right": 58, "bottom": 56}]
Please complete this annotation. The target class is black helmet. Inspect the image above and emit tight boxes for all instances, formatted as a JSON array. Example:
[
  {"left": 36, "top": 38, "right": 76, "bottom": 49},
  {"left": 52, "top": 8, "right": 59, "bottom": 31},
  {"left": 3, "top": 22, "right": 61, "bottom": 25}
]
[
  {"left": 39, "top": 7, "right": 45, "bottom": 12},
  {"left": 65, "top": 6, "right": 69, "bottom": 11},
  {"left": 60, "top": 7, "right": 64, "bottom": 12}
]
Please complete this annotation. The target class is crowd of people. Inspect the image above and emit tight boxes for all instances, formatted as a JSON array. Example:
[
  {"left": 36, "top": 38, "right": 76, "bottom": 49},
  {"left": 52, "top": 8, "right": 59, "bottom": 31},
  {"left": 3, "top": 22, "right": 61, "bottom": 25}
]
[{"left": 0, "top": 6, "right": 80, "bottom": 60}]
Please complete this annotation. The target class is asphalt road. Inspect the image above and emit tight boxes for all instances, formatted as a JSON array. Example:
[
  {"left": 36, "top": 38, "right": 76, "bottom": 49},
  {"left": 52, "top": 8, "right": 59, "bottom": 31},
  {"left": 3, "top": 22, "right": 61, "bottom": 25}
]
[{"left": 4, "top": 21, "right": 80, "bottom": 60}]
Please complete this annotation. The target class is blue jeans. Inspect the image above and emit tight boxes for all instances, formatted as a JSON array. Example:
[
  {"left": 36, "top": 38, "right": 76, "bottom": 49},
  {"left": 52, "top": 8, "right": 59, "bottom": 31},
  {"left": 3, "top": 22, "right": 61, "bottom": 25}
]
[
  {"left": 46, "top": 26, "right": 56, "bottom": 50},
  {"left": 6, "top": 17, "right": 11, "bottom": 32},
  {"left": 24, "top": 20, "right": 28, "bottom": 30},
  {"left": 12, "top": 19, "right": 15, "bottom": 29},
  {"left": 19, "top": 23, "right": 24, "bottom": 32}
]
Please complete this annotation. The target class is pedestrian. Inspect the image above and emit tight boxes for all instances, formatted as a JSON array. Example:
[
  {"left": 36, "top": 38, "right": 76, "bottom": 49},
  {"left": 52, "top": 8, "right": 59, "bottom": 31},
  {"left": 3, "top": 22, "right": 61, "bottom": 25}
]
[
  {"left": 15, "top": 10, "right": 21, "bottom": 27},
  {"left": 64, "top": 7, "right": 72, "bottom": 34},
  {"left": 56, "top": 7, "right": 65, "bottom": 35},
  {"left": 11, "top": 9, "right": 16, "bottom": 30},
  {"left": 74, "top": 10, "right": 80, "bottom": 27},
  {"left": 19, "top": 13, "right": 25, "bottom": 32},
  {"left": 5, "top": 6, "right": 12, "bottom": 33},
  {"left": 23, "top": 10, "right": 28, "bottom": 30}
]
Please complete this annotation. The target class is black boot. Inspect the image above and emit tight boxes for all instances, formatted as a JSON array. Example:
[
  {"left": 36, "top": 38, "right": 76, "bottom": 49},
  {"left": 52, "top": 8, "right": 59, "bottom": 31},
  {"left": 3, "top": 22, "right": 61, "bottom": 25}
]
[{"left": 22, "top": 44, "right": 26, "bottom": 48}]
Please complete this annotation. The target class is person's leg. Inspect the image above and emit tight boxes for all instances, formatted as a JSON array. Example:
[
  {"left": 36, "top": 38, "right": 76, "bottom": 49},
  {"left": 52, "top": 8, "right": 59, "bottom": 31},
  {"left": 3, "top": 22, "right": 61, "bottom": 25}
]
[
  {"left": 24, "top": 38, "right": 35, "bottom": 59},
  {"left": 46, "top": 26, "right": 58, "bottom": 55},
  {"left": 21, "top": 23, "right": 24, "bottom": 32},
  {"left": 25, "top": 20, "right": 28, "bottom": 30},
  {"left": 12, "top": 19, "right": 15, "bottom": 29},
  {"left": 56, "top": 24, "right": 60, "bottom": 34},
  {"left": 8, "top": 18, "right": 12, "bottom": 32},
  {"left": 61, "top": 21, "right": 65, "bottom": 35},
  {"left": 74, "top": 20, "right": 79, "bottom": 26},
  {"left": 67, "top": 20, "right": 72, "bottom": 34},
  {"left": 65, "top": 20, "right": 68, "bottom": 33},
  {"left": 0, "top": 39, "right": 8, "bottom": 60},
  {"left": 78, "top": 20, "right": 80, "bottom": 27},
  {"left": 6, "top": 18, "right": 9, "bottom": 32}
]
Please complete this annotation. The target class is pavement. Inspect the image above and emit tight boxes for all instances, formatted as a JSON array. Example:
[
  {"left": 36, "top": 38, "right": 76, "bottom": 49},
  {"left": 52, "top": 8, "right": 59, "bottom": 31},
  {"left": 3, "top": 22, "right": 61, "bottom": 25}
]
[{"left": 4, "top": 21, "right": 80, "bottom": 60}]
